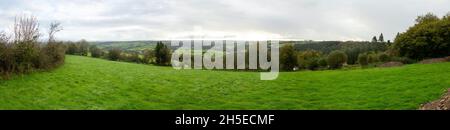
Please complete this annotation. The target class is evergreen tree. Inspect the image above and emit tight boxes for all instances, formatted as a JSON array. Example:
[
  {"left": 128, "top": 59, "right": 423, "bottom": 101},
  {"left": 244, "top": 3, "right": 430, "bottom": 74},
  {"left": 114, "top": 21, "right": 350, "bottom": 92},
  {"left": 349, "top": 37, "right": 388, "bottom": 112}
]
[
  {"left": 378, "top": 33, "right": 384, "bottom": 42},
  {"left": 371, "top": 36, "right": 378, "bottom": 43}
]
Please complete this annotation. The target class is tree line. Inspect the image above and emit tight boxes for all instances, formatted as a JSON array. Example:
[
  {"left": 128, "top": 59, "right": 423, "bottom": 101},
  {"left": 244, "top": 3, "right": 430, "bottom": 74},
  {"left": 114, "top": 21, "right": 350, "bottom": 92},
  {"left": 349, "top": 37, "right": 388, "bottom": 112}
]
[
  {"left": 65, "top": 41, "right": 172, "bottom": 66},
  {"left": 279, "top": 12, "right": 450, "bottom": 71}
]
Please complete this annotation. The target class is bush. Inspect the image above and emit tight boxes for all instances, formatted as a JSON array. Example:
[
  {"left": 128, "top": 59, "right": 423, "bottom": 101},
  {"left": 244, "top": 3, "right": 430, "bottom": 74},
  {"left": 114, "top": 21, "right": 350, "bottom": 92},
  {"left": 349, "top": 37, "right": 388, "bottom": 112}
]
[
  {"left": 297, "top": 50, "right": 321, "bottom": 70},
  {"left": 378, "top": 53, "right": 390, "bottom": 62},
  {"left": 108, "top": 48, "right": 122, "bottom": 61},
  {"left": 0, "top": 34, "right": 14, "bottom": 77},
  {"left": 367, "top": 53, "right": 379, "bottom": 64},
  {"left": 358, "top": 53, "right": 369, "bottom": 66},
  {"left": 65, "top": 40, "right": 89, "bottom": 56},
  {"left": 66, "top": 42, "right": 79, "bottom": 55},
  {"left": 318, "top": 57, "right": 328, "bottom": 68},
  {"left": 327, "top": 50, "right": 348, "bottom": 69},
  {"left": 390, "top": 57, "right": 416, "bottom": 64},
  {"left": 142, "top": 49, "right": 154, "bottom": 64},
  {"left": 120, "top": 52, "right": 142, "bottom": 63},
  {"left": 280, "top": 44, "right": 297, "bottom": 71},
  {"left": 1, "top": 16, "right": 65, "bottom": 78},
  {"left": 40, "top": 42, "right": 66, "bottom": 68},
  {"left": 90, "top": 45, "right": 103, "bottom": 58},
  {"left": 306, "top": 58, "right": 320, "bottom": 70},
  {"left": 78, "top": 39, "right": 89, "bottom": 56}
]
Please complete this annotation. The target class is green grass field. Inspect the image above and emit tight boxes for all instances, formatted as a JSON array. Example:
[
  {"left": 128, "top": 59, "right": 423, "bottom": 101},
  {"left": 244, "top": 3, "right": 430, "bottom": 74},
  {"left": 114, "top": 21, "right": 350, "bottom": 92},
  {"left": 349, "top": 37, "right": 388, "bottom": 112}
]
[{"left": 0, "top": 55, "right": 449, "bottom": 110}]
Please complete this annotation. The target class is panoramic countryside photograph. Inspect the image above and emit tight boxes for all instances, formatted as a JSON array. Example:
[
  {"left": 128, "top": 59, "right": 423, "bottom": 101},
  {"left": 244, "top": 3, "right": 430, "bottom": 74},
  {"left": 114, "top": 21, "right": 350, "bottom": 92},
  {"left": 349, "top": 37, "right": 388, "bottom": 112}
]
[{"left": 0, "top": 0, "right": 449, "bottom": 110}]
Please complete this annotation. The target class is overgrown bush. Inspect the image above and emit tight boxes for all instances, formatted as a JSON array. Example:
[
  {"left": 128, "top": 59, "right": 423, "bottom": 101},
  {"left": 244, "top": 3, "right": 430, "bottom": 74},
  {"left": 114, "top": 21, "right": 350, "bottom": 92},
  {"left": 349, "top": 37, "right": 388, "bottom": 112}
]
[
  {"left": 0, "top": 16, "right": 65, "bottom": 79},
  {"left": 0, "top": 32, "right": 14, "bottom": 77},
  {"left": 39, "top": 41, "right": 66, "bottom": 68},
  {"left": 327, "top": 50, "right": 348, "bottom": 69}
]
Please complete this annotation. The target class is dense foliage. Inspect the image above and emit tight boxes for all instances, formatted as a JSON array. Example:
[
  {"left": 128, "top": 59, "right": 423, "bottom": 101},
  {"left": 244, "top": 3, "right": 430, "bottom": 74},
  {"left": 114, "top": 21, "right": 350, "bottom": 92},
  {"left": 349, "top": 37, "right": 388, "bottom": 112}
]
[
  {"left": 393, "top": 13, "right": 450, "bottom": 60},
  {"left": 0, "top": 16, "right": 65, "bottom": 79}
]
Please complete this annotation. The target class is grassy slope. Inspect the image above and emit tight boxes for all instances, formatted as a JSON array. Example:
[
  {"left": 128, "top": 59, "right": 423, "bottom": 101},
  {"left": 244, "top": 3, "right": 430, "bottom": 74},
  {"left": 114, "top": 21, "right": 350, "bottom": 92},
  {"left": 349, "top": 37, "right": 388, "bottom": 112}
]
[{"left": 0, "top": 55, "right": 449, "bottom": 110}]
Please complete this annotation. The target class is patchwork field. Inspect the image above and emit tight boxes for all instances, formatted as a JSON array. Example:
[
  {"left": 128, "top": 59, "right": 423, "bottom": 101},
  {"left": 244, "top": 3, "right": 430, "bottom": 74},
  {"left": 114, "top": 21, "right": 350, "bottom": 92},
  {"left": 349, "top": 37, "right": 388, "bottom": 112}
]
[{"left": 0, "top": 55, "right": 449, "bottom": 110}]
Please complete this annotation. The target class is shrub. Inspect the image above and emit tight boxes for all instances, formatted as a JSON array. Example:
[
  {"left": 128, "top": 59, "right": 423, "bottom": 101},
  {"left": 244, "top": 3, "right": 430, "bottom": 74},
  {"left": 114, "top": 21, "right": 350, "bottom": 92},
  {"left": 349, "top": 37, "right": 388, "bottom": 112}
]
[
  {"left": 1, "top": 16, "right": 65, "bottom": 78},
  {"left": 390, "top": 57, "right": 416, "bottom": 64},
  {"left": 66, "top": 42, "right": 79, "bottom": 55},
  {"left": 142, "top": 49, "right": 155, "bottom": 64},
  {"left": 40, "top": 41, "right": 66, "bottom": 68},
  {"left": 327, "top": 50, "right": 348, "bottom": 69},
  {"left": 90, "top": 45, "right": 103, "bottom": 58},
  {"left": 318, "top": 57, "right": 328, "bottom": 68},
  {"left": 78, "top": 39, "right": 89, "bottom": 56},
  {"left": 367, "top": 53, "right": 379, "bottom": 64},
  {"left": 108, "top": 48, "right": 122, "bottom": 61},
  {"left": 358, "top": 53, "right": 369, "bottom": 66},
  {"left": 280, "top": 44, "right": 297, "bottom": 71},
  {"left": 65, "top": 40, "right": 89, "bottom": 56},
  {"left": 0, "top": 33, "right": 14, "bottom": 77},
  {"left": 378, "top": 53, "right": 390, "bottom": 62},
  {"left": 306, "top": 58, "right": 320, "bottom": 70},
  {"left": 12, "top": 16, "right": 41, "bottom": 73},
  {"left": 120, "top": 52, "right": 142, "bottom": 63},
  {"left": 297, "top": 50, "right": 321, "bottom": 70}
]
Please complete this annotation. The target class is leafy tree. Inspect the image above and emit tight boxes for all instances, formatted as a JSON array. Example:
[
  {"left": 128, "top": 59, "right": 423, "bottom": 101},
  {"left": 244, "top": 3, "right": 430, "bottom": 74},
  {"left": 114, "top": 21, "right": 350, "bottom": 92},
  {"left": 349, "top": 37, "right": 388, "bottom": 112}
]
[
  {"left": 142, "top": 49, "right": 155, "bottom": 64},
  {"left": 327, "top": 50, "right": 347, "bottom": 69},
  {"left": 371, "top": 36, "right": 378, "bottom": 43},
  {"left": 297, "top": 50, "right": 321, "bottom": 70},
  {"left": 66, "top": 41, "right": 79, "bottom": 55},
  {"left": 358, "top": 53, "right": 369, "bottom": 66},
  {"left": 90, "top": 45, "right": 103, "bottom": 58},
  {"left": 415, "top": 12, "right": 439, "bottom": 23},
  {"left": 280, "top": 44, "right": 297, "bottom": 71},
  {"left": 393, "top": 13, "right": 450, "bottom": 60},
  {"left": 78, "top": 39, "right": 89, "bottom": 56},
  {"left": 108, "top": 48, "right": 122, "bottom": 61}
]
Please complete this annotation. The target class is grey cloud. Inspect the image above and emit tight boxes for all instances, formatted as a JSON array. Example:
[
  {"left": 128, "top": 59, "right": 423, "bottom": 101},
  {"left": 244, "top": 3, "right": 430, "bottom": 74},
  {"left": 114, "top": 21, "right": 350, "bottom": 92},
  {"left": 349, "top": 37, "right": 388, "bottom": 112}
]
[{"left": 0, "top": 0, "right": 448, "bottom": 41}]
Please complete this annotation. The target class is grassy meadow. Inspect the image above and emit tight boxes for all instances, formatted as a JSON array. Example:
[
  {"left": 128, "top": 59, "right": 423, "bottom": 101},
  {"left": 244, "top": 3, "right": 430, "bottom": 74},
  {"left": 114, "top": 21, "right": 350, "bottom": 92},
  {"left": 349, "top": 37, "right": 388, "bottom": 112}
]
[{"left": 0, "top": 55, "right": 449, "bottom": 110}]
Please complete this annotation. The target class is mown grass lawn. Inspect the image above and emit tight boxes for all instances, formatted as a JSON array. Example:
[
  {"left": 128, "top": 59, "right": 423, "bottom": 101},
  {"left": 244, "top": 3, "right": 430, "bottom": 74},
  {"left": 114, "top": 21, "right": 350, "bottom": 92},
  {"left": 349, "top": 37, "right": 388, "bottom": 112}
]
[{"left": 0, "top": 55, "right": 449, "bottom": 110}]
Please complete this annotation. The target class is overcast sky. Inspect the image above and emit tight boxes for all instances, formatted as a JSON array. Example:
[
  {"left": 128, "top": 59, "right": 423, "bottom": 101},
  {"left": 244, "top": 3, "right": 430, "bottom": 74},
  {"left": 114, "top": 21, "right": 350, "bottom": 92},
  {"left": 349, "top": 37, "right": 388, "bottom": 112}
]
[{"left": 0, "top": 0, "right": 449, "bottom": 41}]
